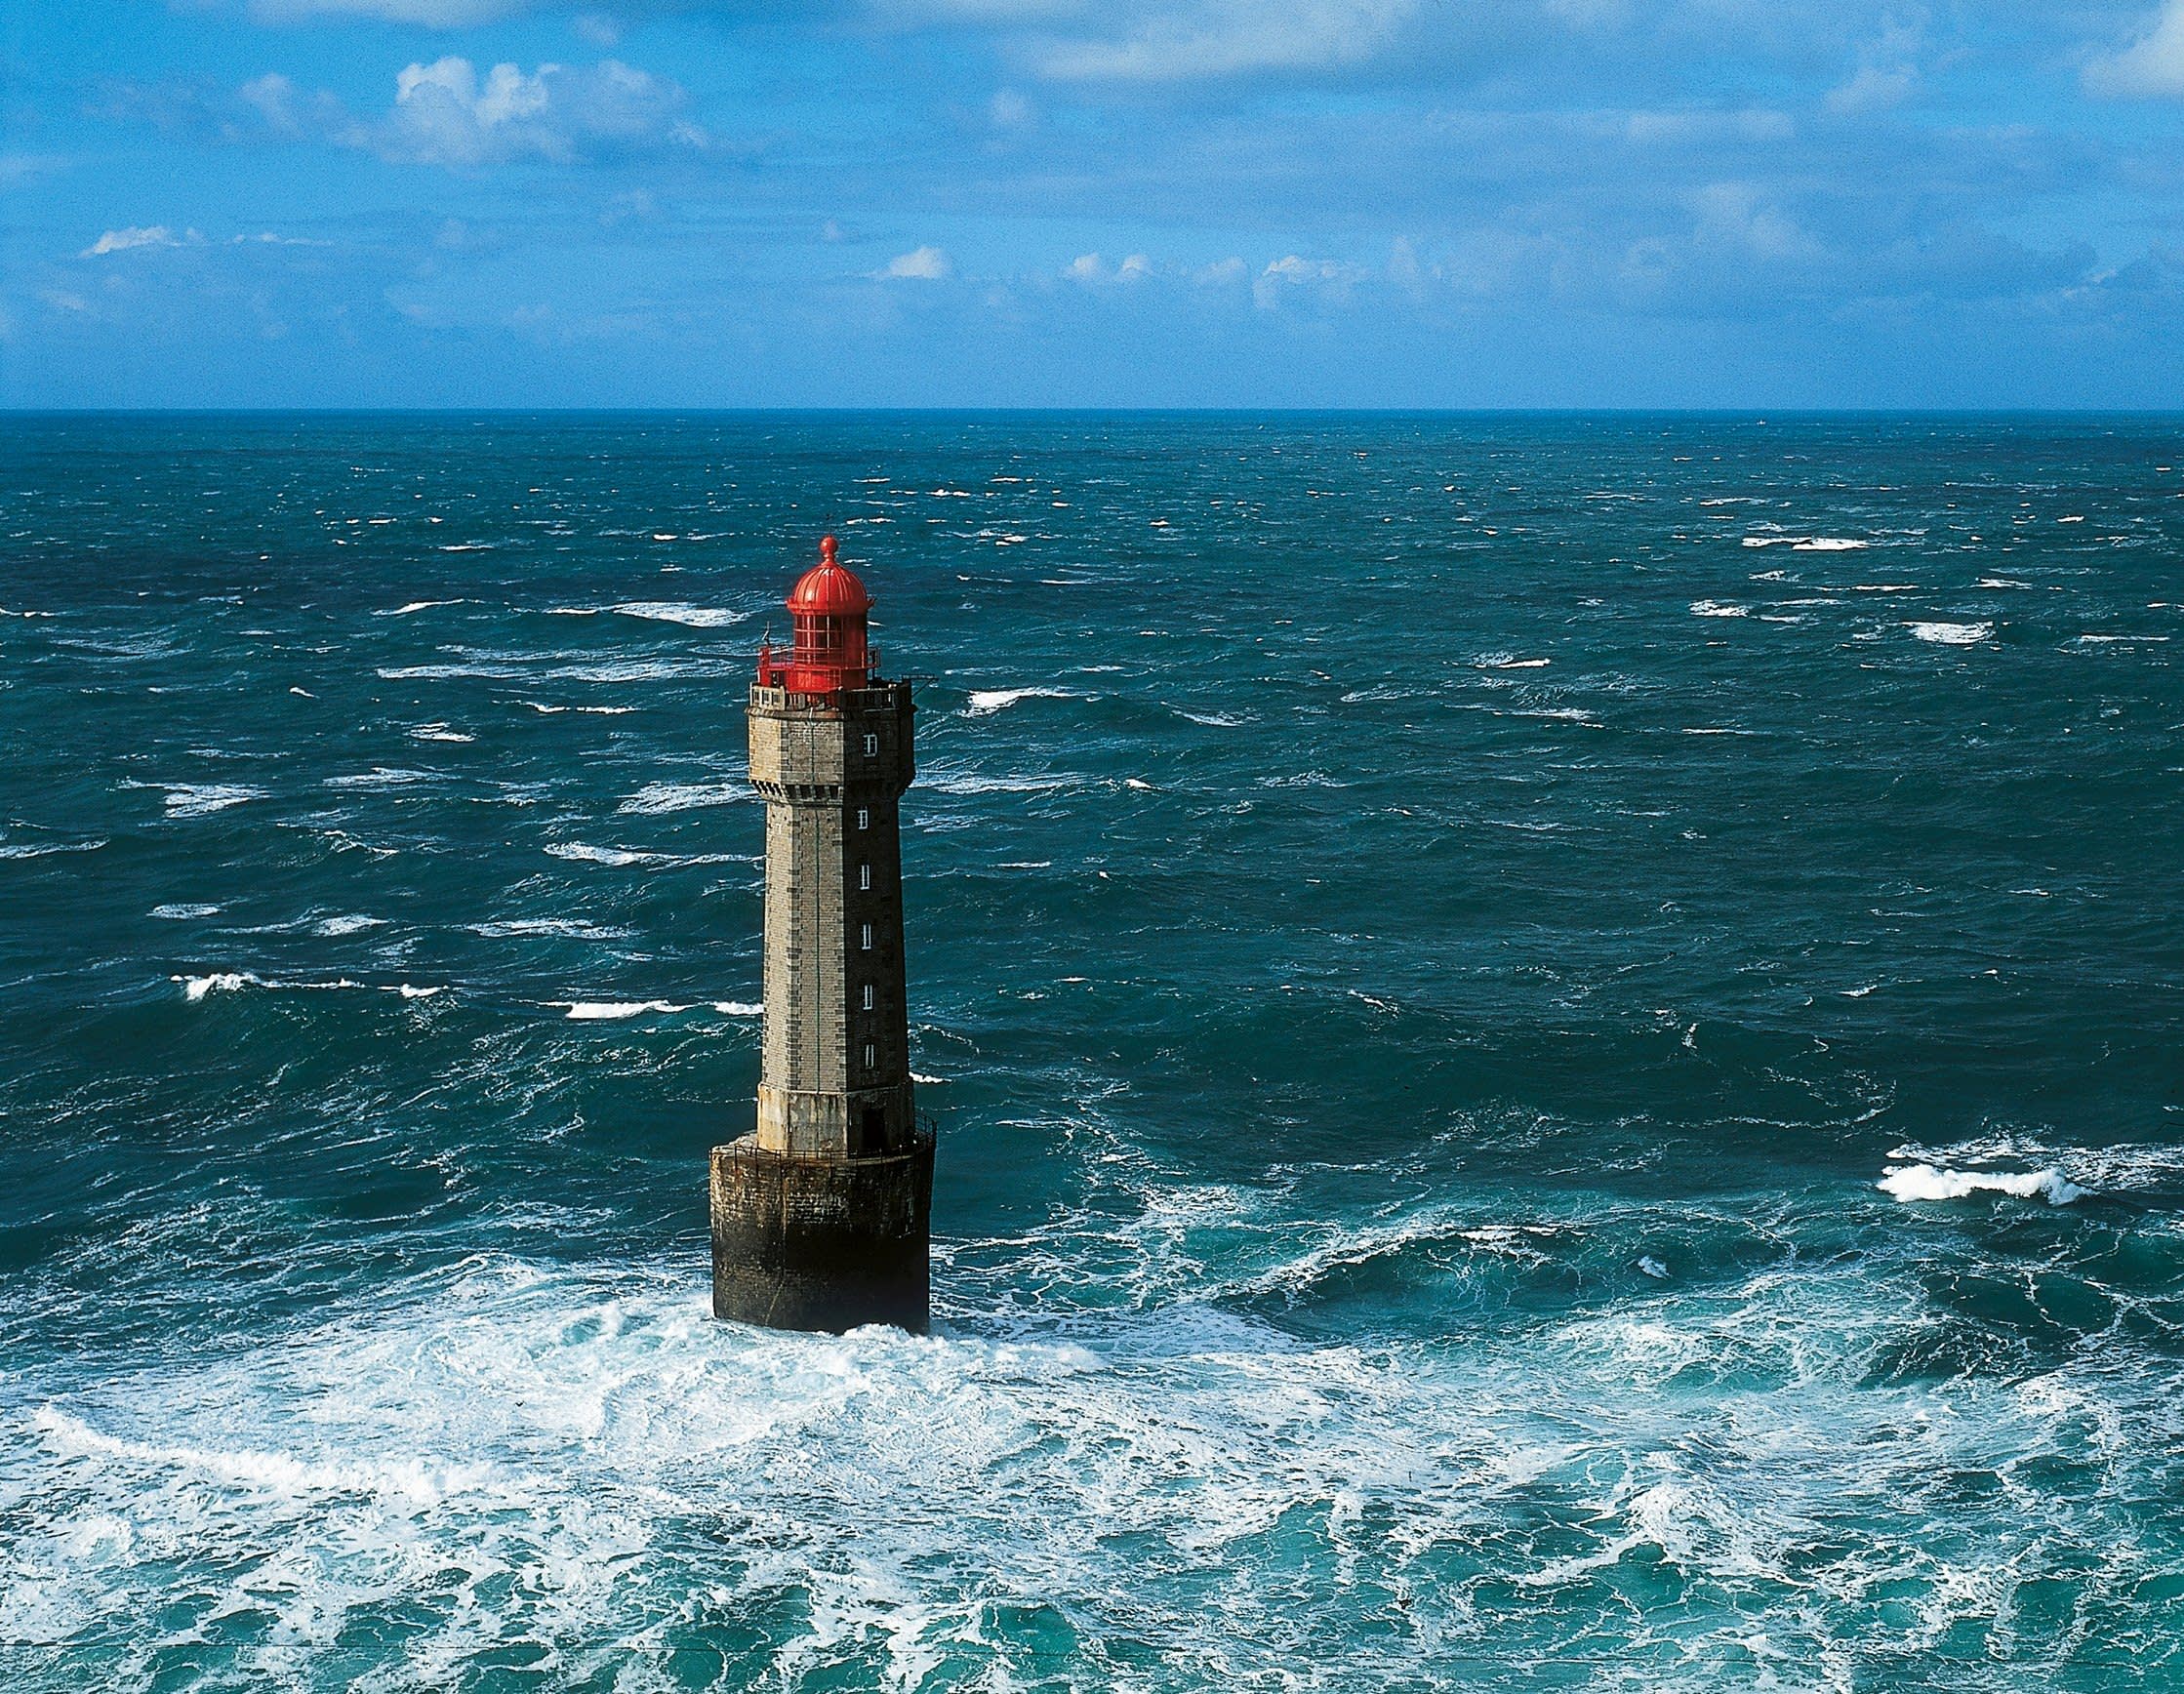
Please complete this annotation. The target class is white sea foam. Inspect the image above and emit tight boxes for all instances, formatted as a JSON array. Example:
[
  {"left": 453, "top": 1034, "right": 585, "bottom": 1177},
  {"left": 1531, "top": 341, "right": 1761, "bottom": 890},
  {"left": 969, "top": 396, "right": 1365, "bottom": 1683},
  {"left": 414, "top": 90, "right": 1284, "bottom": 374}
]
[
  {"left": 149, "top": 903, "right": 221, "bottom": 918},
  {"left": 312, "top": 914, "right": 385, "bottom": 937},
  {"left": 607, "top": 602, "right": 748, "bottom": 628},
  {"left": 1690, "top": 600, "right": 1748, "bottom": 618},
  {"left": 325, "top": 768, "right": 432, "bottom": 789},
  {"left": 1906, "top": 621, "right": 1993, "bottom": 646},
  {"left": 547, "top": 842, "right": 650, "bottom": 867},
  {"left": 177, "top": 971, "right": 259, "bottom": 1001},
  {"left": 1878, "top": 1162, "right": 2086, "bottom": 1205},
  {"left": 409, "top": 725, "right": 475, "bottom": 744},
  {"left": 1743, "top": 536, "right": 1869, "bottom": 550},
  {"left": 521, "top": 702, "right": 636, "bottom": 715},
  {"left": 0, "top": 839, "right": 106, "bottom": 859},
  {"left": 469, "top": 918, "right": 630, "bottom": 940},
  {"left": 1476, "top": 656, "right": 1552, "bottom": 669},
  {"left": 9, "top": 1246, "right": 2168, "bottom": 1686},
  {"left": 618, "top": 781, "right": 748, "bottom": 815},
  {"left": 964, "top": 687, "right": 1076, "bottom": 716},
  {"left": 555, "top": 1000, "right": 685, "bottom": 1021},
  {"left": 918, "top": 769, "right": 1078, "bottom": 796},
  {"left": 711, "top": 1001, "right": 761, "bottom": 1016},
  {"left": 377, "top": 600, "right": 465, "bottom": 617},
  {"left": 159, "top": 784, "right": 268, "bottom": 819}
]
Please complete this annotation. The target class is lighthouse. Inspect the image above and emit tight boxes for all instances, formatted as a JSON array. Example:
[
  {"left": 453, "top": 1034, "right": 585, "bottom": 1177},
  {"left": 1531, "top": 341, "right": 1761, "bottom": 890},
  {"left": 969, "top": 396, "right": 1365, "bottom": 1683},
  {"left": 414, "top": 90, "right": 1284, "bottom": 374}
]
[{"left": 709, "top": 536, "right": 933, "bottom": 1333}]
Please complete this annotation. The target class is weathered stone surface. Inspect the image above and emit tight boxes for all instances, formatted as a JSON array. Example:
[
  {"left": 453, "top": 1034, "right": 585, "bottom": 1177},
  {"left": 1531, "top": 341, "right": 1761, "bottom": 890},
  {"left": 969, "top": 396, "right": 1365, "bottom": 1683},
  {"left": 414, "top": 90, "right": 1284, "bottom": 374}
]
[
  {"left": 713, "top": 677, "right": 928, "bottom": 1332},
  {"left": 710, "top": 1133, "right": 934, "bottom": 1333}
]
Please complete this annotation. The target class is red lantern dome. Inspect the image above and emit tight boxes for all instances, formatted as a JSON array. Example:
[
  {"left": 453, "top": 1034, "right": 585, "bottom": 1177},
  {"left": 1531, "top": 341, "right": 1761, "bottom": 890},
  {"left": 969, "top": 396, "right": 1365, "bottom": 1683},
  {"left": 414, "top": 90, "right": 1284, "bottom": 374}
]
[
  {"left": 787, "top": 534, "right": 871, "bottom": 618},
  {"left": 761, "top": 535, "right": 874, "bottom": 696}
]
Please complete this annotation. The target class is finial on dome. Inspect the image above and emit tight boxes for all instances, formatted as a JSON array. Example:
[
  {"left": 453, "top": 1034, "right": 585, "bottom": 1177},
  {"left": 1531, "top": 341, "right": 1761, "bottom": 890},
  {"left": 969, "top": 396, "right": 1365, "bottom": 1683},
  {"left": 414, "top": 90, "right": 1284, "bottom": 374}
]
[{"left": 821, "top": 534, "right": 838, "bottom": 564}]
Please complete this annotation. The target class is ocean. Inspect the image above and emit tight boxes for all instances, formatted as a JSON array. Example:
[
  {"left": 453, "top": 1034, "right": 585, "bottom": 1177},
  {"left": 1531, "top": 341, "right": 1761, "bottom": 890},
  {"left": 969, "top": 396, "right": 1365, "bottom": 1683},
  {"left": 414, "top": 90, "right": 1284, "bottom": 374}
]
[{"left": 1, "top": 412, "right": 2180, "bottom": 1690}]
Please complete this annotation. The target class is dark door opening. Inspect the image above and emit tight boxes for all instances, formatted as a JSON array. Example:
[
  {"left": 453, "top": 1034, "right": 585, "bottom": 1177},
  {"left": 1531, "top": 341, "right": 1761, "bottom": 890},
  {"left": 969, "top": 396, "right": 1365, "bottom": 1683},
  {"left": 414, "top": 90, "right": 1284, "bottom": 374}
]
[{"left": 857, "top": 1107, "right": 886, "bottom": 1155}]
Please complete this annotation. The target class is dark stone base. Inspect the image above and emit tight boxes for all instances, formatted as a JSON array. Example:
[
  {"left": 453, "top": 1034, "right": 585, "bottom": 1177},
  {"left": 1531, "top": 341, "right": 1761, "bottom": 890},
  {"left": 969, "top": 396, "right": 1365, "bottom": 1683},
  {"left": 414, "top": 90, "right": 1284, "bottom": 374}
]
[{"left": 708, "top": 1131, "right": 934, "bottom": 1334}]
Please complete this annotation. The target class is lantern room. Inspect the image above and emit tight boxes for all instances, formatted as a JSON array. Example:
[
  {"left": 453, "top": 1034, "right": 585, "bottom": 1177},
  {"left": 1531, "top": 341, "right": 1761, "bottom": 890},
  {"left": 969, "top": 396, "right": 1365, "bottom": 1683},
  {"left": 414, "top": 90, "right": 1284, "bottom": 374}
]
[{"left": 760, "top": 535, "right": 874, "bottom": 696}]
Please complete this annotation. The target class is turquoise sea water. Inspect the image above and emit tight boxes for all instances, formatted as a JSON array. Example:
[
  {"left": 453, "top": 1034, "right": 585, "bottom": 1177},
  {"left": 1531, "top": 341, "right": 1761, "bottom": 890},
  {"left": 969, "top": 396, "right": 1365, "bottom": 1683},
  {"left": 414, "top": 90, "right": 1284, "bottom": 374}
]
[{"left": 1, "top": 413, "right": 2181, "bottom": 1691}]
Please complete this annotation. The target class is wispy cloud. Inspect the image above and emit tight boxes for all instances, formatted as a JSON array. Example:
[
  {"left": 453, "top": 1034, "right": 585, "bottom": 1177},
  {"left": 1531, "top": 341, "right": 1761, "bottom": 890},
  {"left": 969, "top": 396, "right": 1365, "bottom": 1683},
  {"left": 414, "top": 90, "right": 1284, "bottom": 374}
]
[
  {"left": 82, "top": 225, "right": 202, "bottom": 256},
  {"left": 878, "top": 245, "right": 953, "bottom": 279},
  {"left": 1027, "top": 0, "right": 1420, "bottom": 81},
  {"left": 2085, "top": 0, "right": 2184, "bottom": 98},
  {"left": 242, "top": 57, "right": 704, "bottom": 168}
]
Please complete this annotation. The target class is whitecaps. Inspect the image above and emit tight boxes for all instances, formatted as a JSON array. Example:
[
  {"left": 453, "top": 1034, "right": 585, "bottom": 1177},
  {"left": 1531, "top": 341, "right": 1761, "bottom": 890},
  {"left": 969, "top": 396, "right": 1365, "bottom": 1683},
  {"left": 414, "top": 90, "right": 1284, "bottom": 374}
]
[
  {"left": 554, "top": 1000, "right": 686, "bottom": 1021},
  {"left": 469, "top": 918, "right": 630, "bottom": 940},
  {"left": 964, "top": 687, "right": 1077, "bottom": 716},
  {"left": 1879, "top": 1162, "right": 2086, "bottom": 1205},
  {"left": 1906, "top": 621, "right": 1993, "bottom": 646},
  {"left": 606, "top": 602, "right": 749, "bottom": 628},
  {"left": 0, "top": 838, "right": 106, "bottom": 859},
  {"left": 1690, "top": 600, "right": 1748, "bottom": 618},
  {"left": 311, "top": 914, "right": 385, "bottom": 937},
  {"left": 618, "top": 781, "right": 749, "bottom": 815},
  {"left": 149, "top": 903, "right": 221, "bottom": 919},
  {"left": 918, "top": 769, "right": 1078, "bottom": 796},
  {"left": 177, "top": 971, "right": 259, "bottom": 1001},
  {"left": 159, "top": 784, "right": 268, "bottom": 819},
  {"left": 546, "top": 842, "right": 650, "bottom": 867},
  {"left": 376, "top": 600, "right": 465, "bottom": 617}
]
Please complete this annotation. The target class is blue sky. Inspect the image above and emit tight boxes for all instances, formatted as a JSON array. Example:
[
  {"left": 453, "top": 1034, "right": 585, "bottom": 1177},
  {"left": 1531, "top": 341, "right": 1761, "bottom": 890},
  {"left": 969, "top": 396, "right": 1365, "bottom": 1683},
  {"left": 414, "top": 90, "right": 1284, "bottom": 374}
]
[{"left": 7, "top": 0, "right": 2184, "bottom": 406}]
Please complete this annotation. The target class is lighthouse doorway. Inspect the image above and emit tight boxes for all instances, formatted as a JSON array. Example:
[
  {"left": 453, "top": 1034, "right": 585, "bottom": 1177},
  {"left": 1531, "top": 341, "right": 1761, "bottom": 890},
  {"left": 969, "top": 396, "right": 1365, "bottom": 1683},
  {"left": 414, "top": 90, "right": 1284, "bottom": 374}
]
[{"left": 856, "top": 1108, "right": 886, "bottom": 1156}]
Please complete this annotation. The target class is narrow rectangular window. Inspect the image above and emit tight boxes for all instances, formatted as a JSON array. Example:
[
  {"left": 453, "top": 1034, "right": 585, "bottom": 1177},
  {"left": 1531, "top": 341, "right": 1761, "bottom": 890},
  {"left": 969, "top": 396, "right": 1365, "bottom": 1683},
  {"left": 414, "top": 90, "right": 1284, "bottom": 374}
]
[
  {"left": 856, "top": 807, "right": 870, "bottom": 830},
  {"left": 859, "top": 864, "right": 871, "bottom": 891},
  {"left": 862, "top": 733, "right": 878, "bottom": 757},
  {"left": 862, "top": 984, "right": 874, "bottom": 1011},
  {"left": 860, "top": 922, "right": 872, "bottom": 950},
  {"left": 863, "top": 1041, "right": 876, "bottom": 1069}
]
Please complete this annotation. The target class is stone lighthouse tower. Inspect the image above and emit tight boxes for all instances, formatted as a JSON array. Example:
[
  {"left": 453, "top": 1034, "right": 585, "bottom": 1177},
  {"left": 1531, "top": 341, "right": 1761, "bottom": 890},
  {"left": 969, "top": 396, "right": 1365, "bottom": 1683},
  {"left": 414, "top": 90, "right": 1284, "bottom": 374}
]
[{"left": 709, "top": 535, "right": 933, "bottom": 1333}]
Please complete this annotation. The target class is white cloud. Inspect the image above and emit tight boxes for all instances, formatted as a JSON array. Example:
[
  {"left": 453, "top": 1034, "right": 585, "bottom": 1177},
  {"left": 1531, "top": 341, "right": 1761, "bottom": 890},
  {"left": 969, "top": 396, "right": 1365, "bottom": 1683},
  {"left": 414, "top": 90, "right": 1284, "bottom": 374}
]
[
  {"left": 82, "top": 225, "right": 201, "bottom": 257},
  {"left": 2086, "top": 0, "right": 2184, "bottom": 97},
  {"left": 1826, "top": 61, "right": 1914, "bottom": 113},
  {"left": 990, "top": 88, "right": 1033, "bottom": 126},
  {"left": 881, "top": 245, "right": 952, "bottom": 279},
  {"left": 1691, "top": 182, "right": 1815, "bottom": 262},
  {"left": 246, "top": 58, "right": 701, "bottom": 168},
  {"left": 1193, "top": 256, "right": 1246, "bottom": 285},
  {"left": 1035, "top": 0, "right": 1418, "bottom": 82},
  {"left": 1063, "top": 251, "right": 1153, "bottom": 284},
  {"left": 1253, "top": 253, "right": 1367, "bottom": 307},
  {"left": 246, "top": 0, "right": 524, "bottom": 23}
]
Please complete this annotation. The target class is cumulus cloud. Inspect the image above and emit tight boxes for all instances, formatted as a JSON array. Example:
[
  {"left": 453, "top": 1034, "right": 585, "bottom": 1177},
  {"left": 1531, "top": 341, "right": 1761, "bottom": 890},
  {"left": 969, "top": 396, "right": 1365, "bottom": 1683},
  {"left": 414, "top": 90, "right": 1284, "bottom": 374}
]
[
  {"left": 378, "top": 58, "right": 700, "bottom": 166},
  {"left": 2085, "top": 0, "right": 2184, "bottom": 97},
  {"left": 82, "top": 225, "right": 202, "bottom": 256},
  {"left": 1253, "top": 254, "right": 1368, "bottom": 307},
  {"left": 880, "top": 245, "right": 952, "bottom": 279},
  {"left": 236, "top": 58, "right": 701, "bottom": 168},
  {"left": 1063, "top": 251, "right": 1151, "bottom": 283}
]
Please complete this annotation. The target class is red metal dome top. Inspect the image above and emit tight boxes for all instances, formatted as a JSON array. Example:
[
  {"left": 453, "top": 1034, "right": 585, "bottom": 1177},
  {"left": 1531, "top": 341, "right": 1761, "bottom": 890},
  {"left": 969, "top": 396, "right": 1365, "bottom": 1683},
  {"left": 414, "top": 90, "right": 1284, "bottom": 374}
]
[
  {"left": 760, "top": 535, "right": 876, "bottom": 696},
  {"left": 786, "top": 535, "right": 870, "bottom": 618}
]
